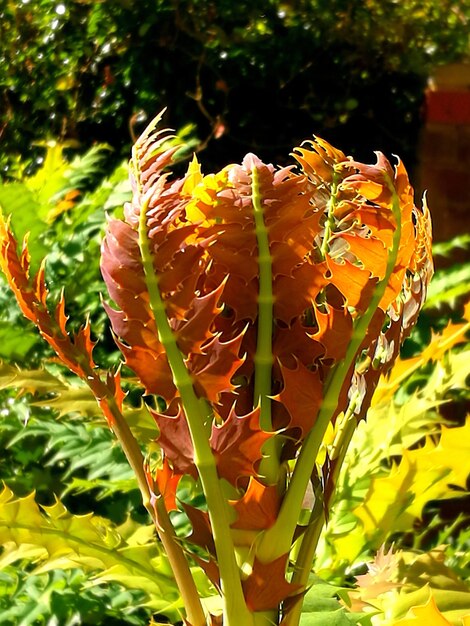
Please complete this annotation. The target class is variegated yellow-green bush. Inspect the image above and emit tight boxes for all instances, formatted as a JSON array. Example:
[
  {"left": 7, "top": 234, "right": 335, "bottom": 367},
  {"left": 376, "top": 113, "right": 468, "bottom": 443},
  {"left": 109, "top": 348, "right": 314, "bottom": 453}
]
[
  {"left": 0, "top": 112, "right": 433, "bottom": 626},
  {"left": 316, "top": 303, "right": 470, "bottom": 625}
]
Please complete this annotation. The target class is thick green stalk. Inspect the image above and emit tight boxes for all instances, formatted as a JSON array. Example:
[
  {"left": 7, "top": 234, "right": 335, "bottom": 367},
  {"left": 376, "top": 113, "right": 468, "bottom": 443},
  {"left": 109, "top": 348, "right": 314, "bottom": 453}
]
[
  {"left": 319, "top": 171, "right": 340, "bottom": 260},
  {"left": 102, "top": 392, "right": 207, "bottom": 626},
  {"left": 292, "top": 389, "right": 360, "bottom": 581},
  {"left": 283, "top": 399, "right": 358, "bottom": 626},
  {"left": 137, "top": 197, "right": 253, "bottom": 626},
  {"left": 257, "top": 174, "right": 402, "bottom": 564},
  {"left": 251, "top": 166, "right": 280, "bottom": 485}
]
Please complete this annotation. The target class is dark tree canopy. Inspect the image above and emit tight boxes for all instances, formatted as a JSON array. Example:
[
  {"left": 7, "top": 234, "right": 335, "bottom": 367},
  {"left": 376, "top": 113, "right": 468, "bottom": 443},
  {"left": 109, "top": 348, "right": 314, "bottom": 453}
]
[{"left": 1, "top": 0, "right": 468, "bottom": 175}]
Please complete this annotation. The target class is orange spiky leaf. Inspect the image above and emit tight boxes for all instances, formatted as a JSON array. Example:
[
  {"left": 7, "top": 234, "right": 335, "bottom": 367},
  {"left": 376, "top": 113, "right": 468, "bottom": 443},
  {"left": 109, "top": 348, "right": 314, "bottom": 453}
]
[
  {"left": 210, "top": 406, "right": 273, "bottom": 486},
  {"left": 242, "top": 554, "right": 302, "bottom": 612},
  {"left": 229, "top": 477, "right": 281, "bottom": 530}
]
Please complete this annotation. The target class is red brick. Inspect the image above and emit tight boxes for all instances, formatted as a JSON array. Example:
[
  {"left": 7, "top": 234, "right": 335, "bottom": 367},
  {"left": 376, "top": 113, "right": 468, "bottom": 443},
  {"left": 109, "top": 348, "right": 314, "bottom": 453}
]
[
  {"left": 426, "top": 91, "right": 470, "bottom": 124},
  {"left": 457, "top": 126, "right": 470, "bottom": 162},
  {"left": 426, "top": 168, "right": 468, "bottom": 204},
  {"left": 420, "top": 123, "right": 458, "bottom": 165}
]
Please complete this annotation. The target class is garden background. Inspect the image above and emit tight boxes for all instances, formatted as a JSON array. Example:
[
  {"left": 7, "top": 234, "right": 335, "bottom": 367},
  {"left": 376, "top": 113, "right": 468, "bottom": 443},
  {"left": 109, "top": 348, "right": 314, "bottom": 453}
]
[{"left": 0, "top": 1, "right": 469, "bottom": 625}]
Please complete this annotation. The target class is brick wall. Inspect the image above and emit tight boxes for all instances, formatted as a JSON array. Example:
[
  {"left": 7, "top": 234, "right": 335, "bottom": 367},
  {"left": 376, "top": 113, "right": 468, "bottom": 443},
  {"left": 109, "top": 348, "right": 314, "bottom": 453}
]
[{"left": 417, "top": 64, "right": 470, "bottom": 243}]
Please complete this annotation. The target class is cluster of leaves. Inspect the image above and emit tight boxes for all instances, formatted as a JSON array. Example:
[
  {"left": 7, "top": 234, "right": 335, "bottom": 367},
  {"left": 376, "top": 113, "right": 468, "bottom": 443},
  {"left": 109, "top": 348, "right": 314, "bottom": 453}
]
[
  {"left": 1, "top": 0, "right": 469, "bottom": 177},
  {"left": 0, "top": 115, "right": 468, "bottom": 625},
  {"left": 1, "top": 305, "right": 468, "bottom": 625},
  {"left": 0, "top": 110, "right": 436, "bottom": 626},
  {"left": 0, "top": 138, "right": 158, "bottom": 622},
  {"left": 318, "top": 303, "right": 470, "bottom": 625},
  {"left": 0, "top": 567, "right": 149, "bottom": 626}
]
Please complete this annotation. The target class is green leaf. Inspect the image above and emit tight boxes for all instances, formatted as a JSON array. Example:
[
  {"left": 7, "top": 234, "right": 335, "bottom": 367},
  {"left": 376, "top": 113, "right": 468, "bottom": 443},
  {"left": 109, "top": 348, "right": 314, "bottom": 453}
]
[
  {"left": 432, "top": 234, "right": 470, "bottom": 258},
  {"left": 31, "top": 384, "right": 101, "bottom": 419},
  {"left": 0, "top": 362, "right": 67, "bottom": 395},
  {"left": 0, "top": 486, "right": 183, "bottom": 617},
  {"left": 0, "top": 322, "right": 38, "bottom": 360},
  {"left": 6, "top": 416, "right": 134, "bottom": 498},
  {"left": 0, "top": 183, "right": 48, "bottom": 268},
  {"left": 423, "top": 264, "right": 470, "bottom": 310},
  {"left": 0, "top": 361, "right": 158, "bottom": 441},
  {"left": 300, "top": 610, "right": 357, "bottom": 625},
  {"left": 299, "top": 577, "right": 367, "bottom": 625},
  {"left": 0, "top": 567, "right": 148, "bottom": 626}
]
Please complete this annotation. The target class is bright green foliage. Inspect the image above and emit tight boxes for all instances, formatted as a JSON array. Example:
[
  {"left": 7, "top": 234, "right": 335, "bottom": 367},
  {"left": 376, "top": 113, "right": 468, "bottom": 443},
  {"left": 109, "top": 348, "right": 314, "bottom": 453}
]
[
  {"left": 0, "top": 141, "right": 126, "bottom": 366},
  {"left": 0, "top": 485, "right": 188, "bottom": 618},
  {"left": 0, "top": 568, "right": 149, "bottom": 626},
  {"left": 318, "top": 304, "right": 470, "bottom": 624},
  {"left": 9, "top": 417, "right": 136, "bottom": 500},
  {"left": 424, "top": 235, "right": 470, "bottom": 311},
  {"left": 0, "top": 142, "right": 109, "bottom": 260},
  {"left": 0, "top": 360, "right": 160, "bottom": 440},
  {"left": 0, "top": 361, "right": 158, "bottom": 506},
  {"left": 299, "top": 576, "right": 373, "bottom": 625},
  {"left": 0, "top": 322, "right": 38, "bottom": 361}
]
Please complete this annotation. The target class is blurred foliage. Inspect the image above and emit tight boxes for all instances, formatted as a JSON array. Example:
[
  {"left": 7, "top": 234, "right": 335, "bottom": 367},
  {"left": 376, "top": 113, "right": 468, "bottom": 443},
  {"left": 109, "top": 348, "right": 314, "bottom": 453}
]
[
  {"left": 0, "top": 568, "right": 150, "bottom": 626},
  {"left": 1, "top": 0, "right": 469, "bottom": 178},
  {"left": 316, "top": 303, "right": 470, "bottom": 624},
  {"left": 0, "top": 140, "right": 129, "bottom": 367},
  {"left": 424, "top": 235, "right": 470, "bottom": 312}
]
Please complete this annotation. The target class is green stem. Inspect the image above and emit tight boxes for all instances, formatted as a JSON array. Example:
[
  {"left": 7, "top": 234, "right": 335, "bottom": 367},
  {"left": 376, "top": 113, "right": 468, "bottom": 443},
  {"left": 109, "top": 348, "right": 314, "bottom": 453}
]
[
  {"left": 17, "top": 275, "right": 207, "bottom": 622},
  {"left": 296, "top": 394, "right": 359, "bottom": 575},
  {"left": 319, "top": 171, "right": 340, "bottom": 260},
  {"left": 257, "top": 174, "right": 402, "bottom": 564},
  {"left": 283, "top": 402, "right": 358, "bottom": 626},
  {"left": 251, "top": 165, "right": 279, "bottom": 485},
  {"left": 101, "top": 394, "right": 207, "bottom": 626},
  {"left": 137, "top": 197, "right": 253, "bottom": 626}
]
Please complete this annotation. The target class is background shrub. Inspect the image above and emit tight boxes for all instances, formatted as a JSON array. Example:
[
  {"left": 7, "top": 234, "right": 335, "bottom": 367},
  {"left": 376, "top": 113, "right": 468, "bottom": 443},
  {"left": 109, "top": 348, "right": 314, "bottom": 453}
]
[{"left": 1, "top": 0, "right": 468, "bottom": 177}]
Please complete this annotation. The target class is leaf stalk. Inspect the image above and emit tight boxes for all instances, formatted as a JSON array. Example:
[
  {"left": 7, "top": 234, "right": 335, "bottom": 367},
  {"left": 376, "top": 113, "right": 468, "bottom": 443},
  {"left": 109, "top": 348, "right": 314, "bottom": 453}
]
[
  {"left": 137, "top": 195, "right": 253, "bottom": 626},
  {"left": 251, "top": 165, "right": 279, "bottom": 486},
  {"left": 257, "top": 174, "right": 403, "bottom": 568}
]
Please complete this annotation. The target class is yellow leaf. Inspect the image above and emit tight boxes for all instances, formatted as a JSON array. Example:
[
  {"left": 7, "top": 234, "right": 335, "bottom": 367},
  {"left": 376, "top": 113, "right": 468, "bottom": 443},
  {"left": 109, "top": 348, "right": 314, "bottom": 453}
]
[
  {"left": 372, "top": 302, "right": 470, "bottom": 406},
  {"left": 0, "top": 487, "right": 182, "bottom": 614},
  {"left": 182, "top": 153, "right": 203, "bottom": 195},
  {"left": 353, "top": 453, "right": 414, "bottom": 537},
  {"left": 391, "top": 594, "right": 453, "bottom": 625},
  {"left": 420, "top": 416, "right": 470, "bottom": 488},
  {"left": 354, "top": 449, "right": 452, "bottom": 540}
]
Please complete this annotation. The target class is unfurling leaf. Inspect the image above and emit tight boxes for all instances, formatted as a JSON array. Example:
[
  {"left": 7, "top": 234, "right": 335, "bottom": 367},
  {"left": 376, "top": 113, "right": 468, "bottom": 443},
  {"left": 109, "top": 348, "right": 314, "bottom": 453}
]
[{"left": 96, "top": 115, "right": 432, "bottom": 621}]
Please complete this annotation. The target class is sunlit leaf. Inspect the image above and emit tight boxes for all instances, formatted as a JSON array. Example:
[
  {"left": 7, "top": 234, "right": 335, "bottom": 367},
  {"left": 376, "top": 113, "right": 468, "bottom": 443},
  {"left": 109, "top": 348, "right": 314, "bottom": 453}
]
[{"left": 0, "top": 486, "right": 182, "bottom": 616}]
